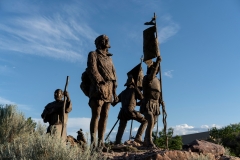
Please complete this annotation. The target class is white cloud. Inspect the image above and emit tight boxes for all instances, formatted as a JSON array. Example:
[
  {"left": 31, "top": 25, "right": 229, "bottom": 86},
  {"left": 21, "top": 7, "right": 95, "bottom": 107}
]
[
  {"left": 172, "top": 124, "right": 195, "bottom": 135},
  {"left": 0, "top": 96, "right": 31, "bottom": 110},
  {"left": 158, "top": 15, "right": 180, "bottom": 43},
  {"left": 67, "top": 117, "right": 90, "bottom": 131},
  {"left": 0, "top": 1, "right": 98, "bottom": 63},
  {"left": 32, "top": 117, "right": 91, "bottom": 140},
  {"left": 132, "top": 127, "right": 139, "bottom": 132},
  {"left": 169, "top": 124, "right": 223, "bottom": 136},
  {"left": 0, "top": 96, "right": 15, "bottom": 104},
  {"left": 164, "top": 70, "right": 174, "bottom": 78},
  {"left": 200, "top": 124, "right": 221, "bottom": 129}
]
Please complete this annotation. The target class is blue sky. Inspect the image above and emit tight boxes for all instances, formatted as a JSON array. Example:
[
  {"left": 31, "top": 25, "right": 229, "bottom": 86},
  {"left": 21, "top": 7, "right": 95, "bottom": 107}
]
[{"left": 1, "top": 0, "right": 240, "bottom": 142}]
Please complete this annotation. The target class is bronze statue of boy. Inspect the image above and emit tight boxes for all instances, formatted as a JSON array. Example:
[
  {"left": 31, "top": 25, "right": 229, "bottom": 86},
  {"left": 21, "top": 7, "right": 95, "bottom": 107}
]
[{"left": 41, "top": 89, "right": 72, "bottom": 140}]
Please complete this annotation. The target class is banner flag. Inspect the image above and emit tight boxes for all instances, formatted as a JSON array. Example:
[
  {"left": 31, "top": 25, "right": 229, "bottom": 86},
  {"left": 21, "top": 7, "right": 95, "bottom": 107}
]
[
  {"left": 143, "top": 26, "right": 160, "bottom": 62},
  {"left": 127, "top": 63, "right": 143, "bottom": 88}
]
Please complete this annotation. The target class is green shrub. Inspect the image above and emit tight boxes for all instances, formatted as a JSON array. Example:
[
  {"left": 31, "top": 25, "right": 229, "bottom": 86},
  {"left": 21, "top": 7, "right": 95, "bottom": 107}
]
[
  {"left": 153, "top": 127, "right": 182, "bottom": 150},
  {"left": 209, "top": 123, "right": 240, "bottom": 157}
]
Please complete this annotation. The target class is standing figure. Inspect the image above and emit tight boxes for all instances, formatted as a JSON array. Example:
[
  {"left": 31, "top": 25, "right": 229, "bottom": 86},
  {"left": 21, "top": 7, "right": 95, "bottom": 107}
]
[
  {"left": 140, "top": 56, "right": 162, "bottom": 147},
  {"left": 41, "top": 89, "right": 72, "bottom": 140},
  {"left": 77, "top": 128, "right": 87, "bottom": 145},
  {"left": 86, "top": 35, "right": 118, "bottom": 147},
  {"left": 112, "top": 76, "right": 147, "bottom": 144}
]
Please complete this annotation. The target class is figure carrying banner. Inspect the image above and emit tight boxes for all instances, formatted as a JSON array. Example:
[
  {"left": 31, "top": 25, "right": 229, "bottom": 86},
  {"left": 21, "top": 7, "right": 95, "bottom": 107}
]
[
  {"left": 141, "top": 13, "right": 167, "bottom": 148},
  {"left": 140, "top": 56, "right": 162, "bottom": 147}
]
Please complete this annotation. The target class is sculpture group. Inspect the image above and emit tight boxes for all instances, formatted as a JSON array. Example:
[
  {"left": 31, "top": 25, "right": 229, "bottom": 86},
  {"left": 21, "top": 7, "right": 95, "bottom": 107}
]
[{"left": 41, "top": 13, "right": 167, "bottom": 150}]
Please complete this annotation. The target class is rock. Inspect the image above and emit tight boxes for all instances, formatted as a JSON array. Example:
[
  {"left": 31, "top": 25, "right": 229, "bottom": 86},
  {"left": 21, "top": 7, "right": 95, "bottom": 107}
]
[
  {"left": 101, "top": 140, "right": 240, "bottom": 160},
  {"left": 124, "top": 140, "right": 142, "bottom": 147},
  {"left": 219, "top": 156, "right": 240, "bottom": 160},
  {"left": 66, "top": 135, "right": 78, "bottom": 146},
  {"left": 184, "top": 139, "right": 225, "bottom": 156},
  {"left": 165, "top": 150, "right": 215, "bottom": 160}
]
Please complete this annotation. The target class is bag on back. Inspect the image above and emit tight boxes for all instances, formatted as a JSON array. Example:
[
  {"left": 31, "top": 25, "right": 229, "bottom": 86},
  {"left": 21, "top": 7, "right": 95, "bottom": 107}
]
[{"left": 80, "top": 69, "right": 91, "bottom": 97}]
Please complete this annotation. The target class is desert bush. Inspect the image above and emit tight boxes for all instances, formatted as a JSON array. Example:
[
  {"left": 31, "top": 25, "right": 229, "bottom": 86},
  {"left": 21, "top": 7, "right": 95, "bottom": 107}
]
[
  {"left": 190, "top": 153, "right": 215, "bottom": 160},
  {"left": 0, "top": 104, "right": 106, "bottom": 160},
  {"left": 0, "top": 104, "right": 36, "bottom": 144},
  {"left": 153, "top": 127, "right": 182, "bottom": 150},
  {"left": 0, "top": 129, "right": 106, "bottom": 159}
]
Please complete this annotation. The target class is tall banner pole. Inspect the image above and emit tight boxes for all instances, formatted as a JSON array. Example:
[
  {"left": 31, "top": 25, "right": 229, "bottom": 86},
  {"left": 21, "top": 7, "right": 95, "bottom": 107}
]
[
  {"left": 144, "top": 13, "right": 168, "bottom": 149},
  {"left": 154, "top": 12, "right": 168, "bottom": 149},
  {"left": 61, "top": 76, "right": 69, "bottom": 138}
]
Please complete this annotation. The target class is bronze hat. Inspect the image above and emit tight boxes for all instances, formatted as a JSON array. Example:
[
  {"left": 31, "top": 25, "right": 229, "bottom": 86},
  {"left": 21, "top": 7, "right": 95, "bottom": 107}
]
[
  {"left": 76, "top": 128, "right": 82, "bottom": 133},
  {"left": 124, "top": 75, "right": 134, "bottom": 86}
]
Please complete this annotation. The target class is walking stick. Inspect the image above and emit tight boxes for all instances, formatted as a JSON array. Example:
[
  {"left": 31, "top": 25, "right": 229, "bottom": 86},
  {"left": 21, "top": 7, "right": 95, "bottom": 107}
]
[
  {"left": 61, "top": 76, "right": 69, "bottom": 138},
  {"left": 105, "top": 119, "right": 119, "bottom": 141},
  {"left": 129, "top": 119, "right": 133, "bottom": 140}
]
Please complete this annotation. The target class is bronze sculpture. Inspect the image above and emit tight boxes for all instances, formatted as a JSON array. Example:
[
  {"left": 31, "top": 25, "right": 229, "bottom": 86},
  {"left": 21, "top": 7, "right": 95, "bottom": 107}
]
[
  {"left": 77, "top": 128, "right": 87, "bottom": 145},
  {"left": 84, "top": 35, "right": 118, "bottom": 148},
  {"left": 140, "top": 56, "right": 162, "bottom": 147},
  {"left": 41, "top": 89, "right": 72, "bottom": 140},
  {"left": 112, "top": 75, "right": 147, "bottom": 144}
]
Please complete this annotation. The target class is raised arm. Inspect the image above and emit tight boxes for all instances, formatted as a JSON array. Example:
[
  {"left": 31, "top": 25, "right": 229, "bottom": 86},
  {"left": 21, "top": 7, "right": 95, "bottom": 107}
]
[{"left": 147, "top": 56, "right": 161, "bottom": 81}]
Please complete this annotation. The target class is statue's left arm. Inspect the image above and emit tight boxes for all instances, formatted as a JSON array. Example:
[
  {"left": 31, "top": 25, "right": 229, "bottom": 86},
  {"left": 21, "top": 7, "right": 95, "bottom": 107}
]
[{"left": 112, "top": 58, "right": 118, "bottom": 102}]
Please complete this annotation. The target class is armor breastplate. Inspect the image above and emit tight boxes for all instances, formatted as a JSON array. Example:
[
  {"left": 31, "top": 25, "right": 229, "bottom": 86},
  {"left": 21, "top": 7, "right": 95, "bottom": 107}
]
[{"left": 143, "top": 76, "right": 160, "bottom": 100}]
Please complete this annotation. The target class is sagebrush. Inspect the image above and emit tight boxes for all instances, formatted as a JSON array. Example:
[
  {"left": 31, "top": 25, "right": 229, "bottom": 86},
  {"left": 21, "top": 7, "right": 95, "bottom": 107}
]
[{"left": 0, "top": 104, "right": 106, "bottom": 160}]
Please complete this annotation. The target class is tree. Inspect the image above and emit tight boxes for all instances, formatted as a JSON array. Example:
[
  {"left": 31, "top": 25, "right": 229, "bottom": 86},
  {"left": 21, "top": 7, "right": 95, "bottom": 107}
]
[
  {"left": 209, "top": 123, "right": 240, "bottom": 157},
  {"left": 153, "top": 127, "right": 182, "bottom": 150}
]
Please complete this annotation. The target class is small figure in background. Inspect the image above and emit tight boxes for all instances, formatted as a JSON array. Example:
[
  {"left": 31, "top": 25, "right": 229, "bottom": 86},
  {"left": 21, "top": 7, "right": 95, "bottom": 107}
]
[{"left": 77, "top": 128, "right": 87, "bottom": 146}]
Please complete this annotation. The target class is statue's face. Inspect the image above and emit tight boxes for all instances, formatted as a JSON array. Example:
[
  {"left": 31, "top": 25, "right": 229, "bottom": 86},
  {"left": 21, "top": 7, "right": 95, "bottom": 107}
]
[
  {"left": 54, "top": 90, "right": 63, "bottom": 101},
  {"left": 102, "top": 36, "right": 111, "bottom": 49}
]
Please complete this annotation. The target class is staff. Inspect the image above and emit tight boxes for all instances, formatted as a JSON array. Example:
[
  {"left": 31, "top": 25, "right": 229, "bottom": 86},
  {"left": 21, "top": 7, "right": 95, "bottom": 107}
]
[
  {"left": 61, "top": 76, "right": 69, "bottom": 137},
  {"left": 105, "top": 119, "right": 119, "bottom": 141}
]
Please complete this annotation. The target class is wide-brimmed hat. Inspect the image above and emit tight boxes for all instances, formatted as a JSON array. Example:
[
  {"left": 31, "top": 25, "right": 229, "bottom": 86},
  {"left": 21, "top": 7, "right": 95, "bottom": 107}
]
[
  {"left": 126, "top": 63, "right": 143, "bottom": 88},
  {"left": 124, "top": 75, "right": 134, "bottom": 86},
  {"left": 76, "top": 128, "right": 82, "bottom": 133}
]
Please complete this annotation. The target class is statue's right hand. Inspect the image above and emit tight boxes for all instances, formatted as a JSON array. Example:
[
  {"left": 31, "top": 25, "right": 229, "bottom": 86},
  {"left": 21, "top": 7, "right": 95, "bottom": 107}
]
[{"left": 156, "top": 56, "right": 161, "bottom": 62}]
